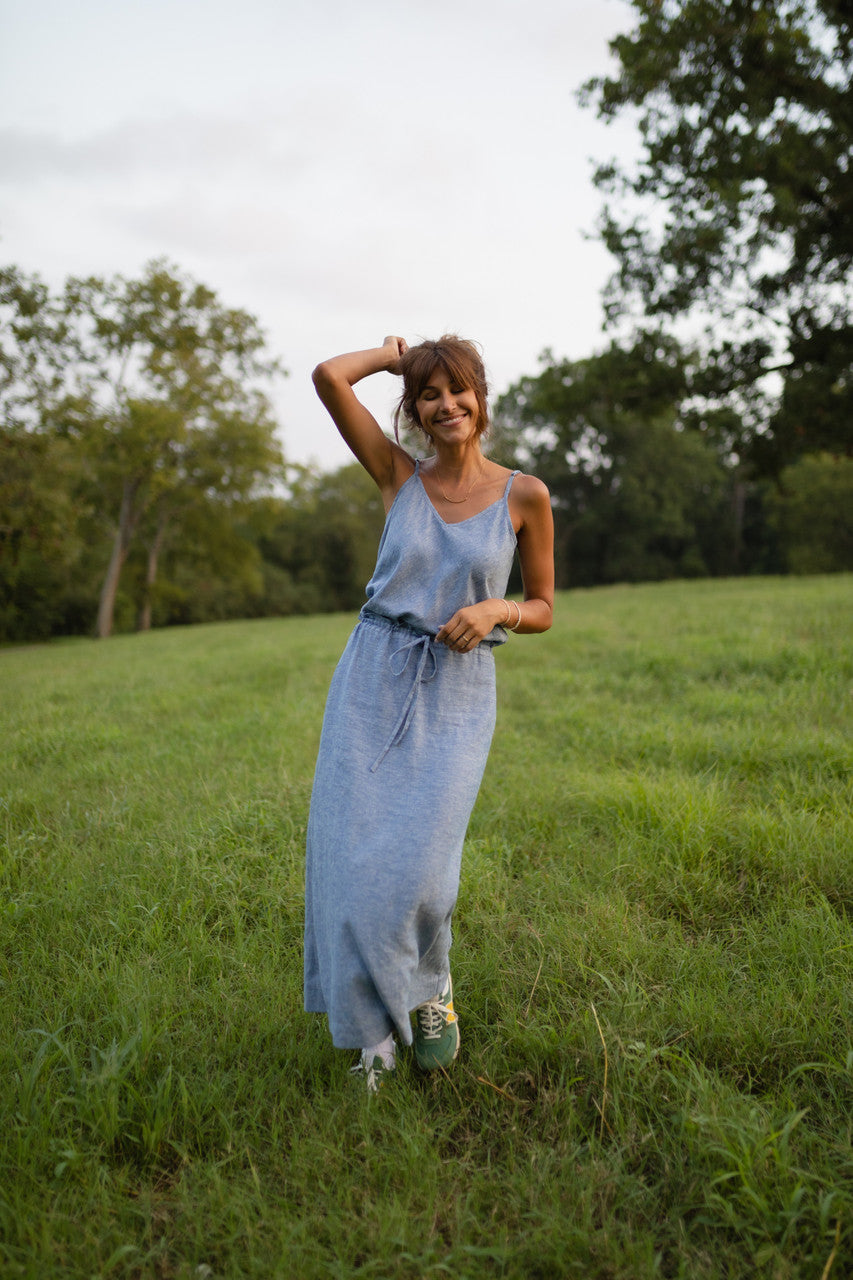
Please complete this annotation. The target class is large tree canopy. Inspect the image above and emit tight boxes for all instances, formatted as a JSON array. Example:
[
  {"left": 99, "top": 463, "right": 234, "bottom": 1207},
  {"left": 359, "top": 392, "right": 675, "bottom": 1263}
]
[
  {"left": 496, "top": 334, "right": 740, "bottom": 586},
  {"left": 68, "top": 263, "right": 286, "bottom": 636},
  {"left": 583, "top": 0, "right": 852, "bottom": 472},
  {"left": 1, "top": 261, "right": 286, "bottom": 638}
]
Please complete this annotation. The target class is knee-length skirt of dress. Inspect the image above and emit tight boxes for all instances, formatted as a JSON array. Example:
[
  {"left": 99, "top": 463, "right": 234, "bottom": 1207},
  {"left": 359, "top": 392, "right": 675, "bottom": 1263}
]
[{"left": 303, "top": 611, "right": 497, "bottom": 1048}]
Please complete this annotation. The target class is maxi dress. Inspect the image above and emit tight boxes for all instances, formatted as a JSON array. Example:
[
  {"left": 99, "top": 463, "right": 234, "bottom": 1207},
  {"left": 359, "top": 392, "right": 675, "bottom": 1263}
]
[{"left": 303, "top": 461, "right": 520, "bottom": 1049}]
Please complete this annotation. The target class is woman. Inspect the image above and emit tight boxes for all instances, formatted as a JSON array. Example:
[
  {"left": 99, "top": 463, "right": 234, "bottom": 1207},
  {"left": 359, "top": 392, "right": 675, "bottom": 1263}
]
[{"left": 304, "top": 334, "right": 554, "bottom": 1091}]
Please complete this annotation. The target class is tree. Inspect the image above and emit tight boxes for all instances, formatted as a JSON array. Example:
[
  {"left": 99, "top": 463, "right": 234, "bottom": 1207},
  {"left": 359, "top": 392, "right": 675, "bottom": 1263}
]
[
  {"left": 0, "top": 267, "right": 93, "bottom": 639},
  {"left": 255, "top": 462, "right": 386, "bottom": 614},
  {"left": 583, "top": 0, "right": 852, "bottom": 472},
  {"left": 0, "top": 425, "right": 89, "bottom": 640},
  {"left": 1, "top": 260, "right": 287, "bottom": 639},
  {"left": 767, "top": 452, "right": 853, "bottom": 571},
  {"left": 129, "top": 494, "right": 270, "bottom": 627},
  {"left": 496, "top": 335, "right": 736, "bottom": 586},
  {"left": 58, "top": 261, "right": 286, "bottom": 636},
  {"left": 130, "top": 396, "right": 286, "bottom": 632}
]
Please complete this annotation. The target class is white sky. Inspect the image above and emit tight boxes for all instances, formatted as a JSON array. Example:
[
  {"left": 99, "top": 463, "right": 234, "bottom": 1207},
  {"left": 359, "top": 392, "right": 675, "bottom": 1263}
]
[{"left": 0, "top": 0, "right": 638, "bottom": 471}]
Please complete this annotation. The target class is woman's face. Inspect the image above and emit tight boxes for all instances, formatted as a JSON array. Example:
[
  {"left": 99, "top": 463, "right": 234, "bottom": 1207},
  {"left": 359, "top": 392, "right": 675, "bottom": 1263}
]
[{"left": 415, "top": 367, "right": 480, "bottom": 445}]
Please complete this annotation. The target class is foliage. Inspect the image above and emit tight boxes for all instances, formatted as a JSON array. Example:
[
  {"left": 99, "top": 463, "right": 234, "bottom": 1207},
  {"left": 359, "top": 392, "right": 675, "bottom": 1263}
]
[
  {"left": 3, "top": 232, "right": 849, "bottom": 643},
  {"left": 0, "top": 429, "right": 88, "bottom": 641},
  {"left": 767, "top": 451, "right": 853, "bottom": 571},
  {"left": 1, "top": 576, "right": 851, "bottom": 1277},
  {"left": 583, "top": 0, "right": 853, "bottom": 472},
  {"left": 497, "top": 334, "right": 741, "bottom": 586},
  {"left": 0, "top": 268, "right": 90, "bottom": 639},
  {"left": 0, "top": 260, "right": 286, "bottom": 640},
  {"left": 65, "top": 262, "right": 287, "bottom": 636},
  {"left": 0, "top": 265, "right": 80, "bottom": 433},
  {"left": 253, "top": 462, "right": 386, "bottom": 614}
]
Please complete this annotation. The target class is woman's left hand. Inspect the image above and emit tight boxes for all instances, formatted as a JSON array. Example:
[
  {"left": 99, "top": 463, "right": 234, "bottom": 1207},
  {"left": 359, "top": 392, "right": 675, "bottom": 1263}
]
[{"left": 436, "top": 602, "right": 501, "bottom": 653}]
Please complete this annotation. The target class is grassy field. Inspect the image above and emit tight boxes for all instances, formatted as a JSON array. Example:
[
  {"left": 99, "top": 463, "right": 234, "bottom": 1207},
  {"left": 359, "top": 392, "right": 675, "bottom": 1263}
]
[{"left": 2, "top": 575, "right": 852, "bottom": 1279}]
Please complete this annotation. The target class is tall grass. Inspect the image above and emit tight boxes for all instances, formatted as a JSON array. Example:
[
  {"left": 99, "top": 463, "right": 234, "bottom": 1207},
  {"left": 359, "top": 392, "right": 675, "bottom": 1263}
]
[{"left": 2, "top": 575, "right": 851, "bottom": 1278}]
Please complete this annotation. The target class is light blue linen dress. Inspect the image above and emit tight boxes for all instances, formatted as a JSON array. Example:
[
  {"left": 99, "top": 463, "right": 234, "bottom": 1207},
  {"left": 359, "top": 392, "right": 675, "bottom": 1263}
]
[{"left": 304, "top": 462, "right": 520, "bottom": 1048}]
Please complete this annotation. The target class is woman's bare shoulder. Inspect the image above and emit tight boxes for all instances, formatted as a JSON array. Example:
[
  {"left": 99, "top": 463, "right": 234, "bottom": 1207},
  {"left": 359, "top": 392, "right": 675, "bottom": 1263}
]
[{"left": 512, "top": 471, "right": 551, "bottom": 506}]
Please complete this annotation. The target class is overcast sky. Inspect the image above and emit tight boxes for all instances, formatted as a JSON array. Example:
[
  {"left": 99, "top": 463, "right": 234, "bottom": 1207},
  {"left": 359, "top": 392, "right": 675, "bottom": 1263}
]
[{"left": 1, "top": 0, "right": 639, "bottom": 471}]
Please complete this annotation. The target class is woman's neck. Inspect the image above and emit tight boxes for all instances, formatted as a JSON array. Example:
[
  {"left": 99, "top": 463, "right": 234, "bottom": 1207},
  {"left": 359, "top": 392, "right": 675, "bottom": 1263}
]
[{"left": 430, "top": 441, "right": 485, "bottom": 474}]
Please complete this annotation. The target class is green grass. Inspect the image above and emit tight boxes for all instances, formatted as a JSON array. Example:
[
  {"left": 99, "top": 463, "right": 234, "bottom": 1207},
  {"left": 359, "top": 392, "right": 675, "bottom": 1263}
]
[{"left": 2, "top": 575, "right": 852, "bottom": 1279}]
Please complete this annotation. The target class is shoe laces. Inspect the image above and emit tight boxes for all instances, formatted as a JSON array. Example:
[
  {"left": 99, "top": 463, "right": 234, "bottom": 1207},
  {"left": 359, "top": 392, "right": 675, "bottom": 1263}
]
[
  {"left": 416, "top": 996, "right": 455, "bottom": 1041},
  {"left": 350, "top": 1052, "right": 392, "bottom": 1094}
]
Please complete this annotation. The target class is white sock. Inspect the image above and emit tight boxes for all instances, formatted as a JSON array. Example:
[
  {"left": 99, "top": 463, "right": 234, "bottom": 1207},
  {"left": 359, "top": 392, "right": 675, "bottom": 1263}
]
[{"left": 363, "top": 1033, "right": 395, "bottom": 1068}]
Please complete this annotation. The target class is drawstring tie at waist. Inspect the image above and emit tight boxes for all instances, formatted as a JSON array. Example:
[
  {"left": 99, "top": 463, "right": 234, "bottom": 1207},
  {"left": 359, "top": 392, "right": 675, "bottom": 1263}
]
[{"left": 370, "top": 630, "right": 437, "bottom": 773}]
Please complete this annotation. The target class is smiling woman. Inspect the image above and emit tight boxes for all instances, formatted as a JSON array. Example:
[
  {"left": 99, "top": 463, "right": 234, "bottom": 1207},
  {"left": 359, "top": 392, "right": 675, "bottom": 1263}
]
[
  {"left": 305, "top": 334, "right": 554, "bottom": 1092},
  {"left": 394, "top": 335, "right": 490, "bottom": 450}
]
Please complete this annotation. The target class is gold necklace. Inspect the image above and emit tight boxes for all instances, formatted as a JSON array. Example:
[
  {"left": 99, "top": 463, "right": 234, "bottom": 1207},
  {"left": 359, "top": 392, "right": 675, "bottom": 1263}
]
[{"left": 434, "top": 459, "right": 485, "bottom": 503}]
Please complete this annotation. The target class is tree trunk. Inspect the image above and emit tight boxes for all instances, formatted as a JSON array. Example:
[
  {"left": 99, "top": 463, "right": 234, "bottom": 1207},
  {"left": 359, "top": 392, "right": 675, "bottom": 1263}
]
[
  {"left": 731, "top": 473, "right": 746, "bottom": 573},
  {"left": 137, "top": 509, "right": 169, "bottom": 632},
  {"left": 95, "top": 479, "right": 139, "bottom": 638},
  {"left": 553, "top": 514, "right": 576, "bottom": 590}
]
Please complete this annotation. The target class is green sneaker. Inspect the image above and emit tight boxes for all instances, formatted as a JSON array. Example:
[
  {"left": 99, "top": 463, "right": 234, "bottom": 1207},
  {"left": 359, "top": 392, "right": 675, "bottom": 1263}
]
[
  {"left": 350, "top": 1051, "right": 395, "bottom": 1094},
  {"left": 413, "top": 974, "right": 460, "bottom": 1070}
]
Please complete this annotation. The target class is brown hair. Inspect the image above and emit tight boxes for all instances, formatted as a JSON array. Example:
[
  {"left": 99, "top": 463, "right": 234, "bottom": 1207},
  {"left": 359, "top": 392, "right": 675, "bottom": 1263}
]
[{"left": 393, "top": 335, "right": 490, "bottom": 443}]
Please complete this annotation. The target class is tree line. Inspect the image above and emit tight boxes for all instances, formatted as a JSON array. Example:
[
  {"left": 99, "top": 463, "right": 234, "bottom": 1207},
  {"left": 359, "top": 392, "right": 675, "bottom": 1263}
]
[
  {"left": 2, "top": 0, "right": 850, "bottom": 643},
  {"left": 0, "top": 257, "right": 392, "bottom": 642},
  {"left": 2, "top": 264, "right": 847, "bottom": 645}
]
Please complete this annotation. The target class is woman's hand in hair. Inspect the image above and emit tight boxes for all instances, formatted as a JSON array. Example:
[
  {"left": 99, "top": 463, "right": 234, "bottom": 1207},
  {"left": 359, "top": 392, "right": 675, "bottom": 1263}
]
[{"left": 382, "top": 335, "right": 408, "bottom": 376}]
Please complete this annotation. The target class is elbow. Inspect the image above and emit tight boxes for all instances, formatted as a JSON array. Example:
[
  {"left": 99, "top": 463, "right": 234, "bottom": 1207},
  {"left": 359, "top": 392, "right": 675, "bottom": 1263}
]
[
  {"left": 312, "top": 360, "right": 347, "bottom": 405},
  {"left": 312, "top": 361, "right": 344, "bottom": 406}
]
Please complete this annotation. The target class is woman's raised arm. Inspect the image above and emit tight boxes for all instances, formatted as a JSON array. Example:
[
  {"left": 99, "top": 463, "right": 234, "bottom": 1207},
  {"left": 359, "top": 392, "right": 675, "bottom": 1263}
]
[{"left": 312, "top": 336, "right": 414, "bottom": 504}]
